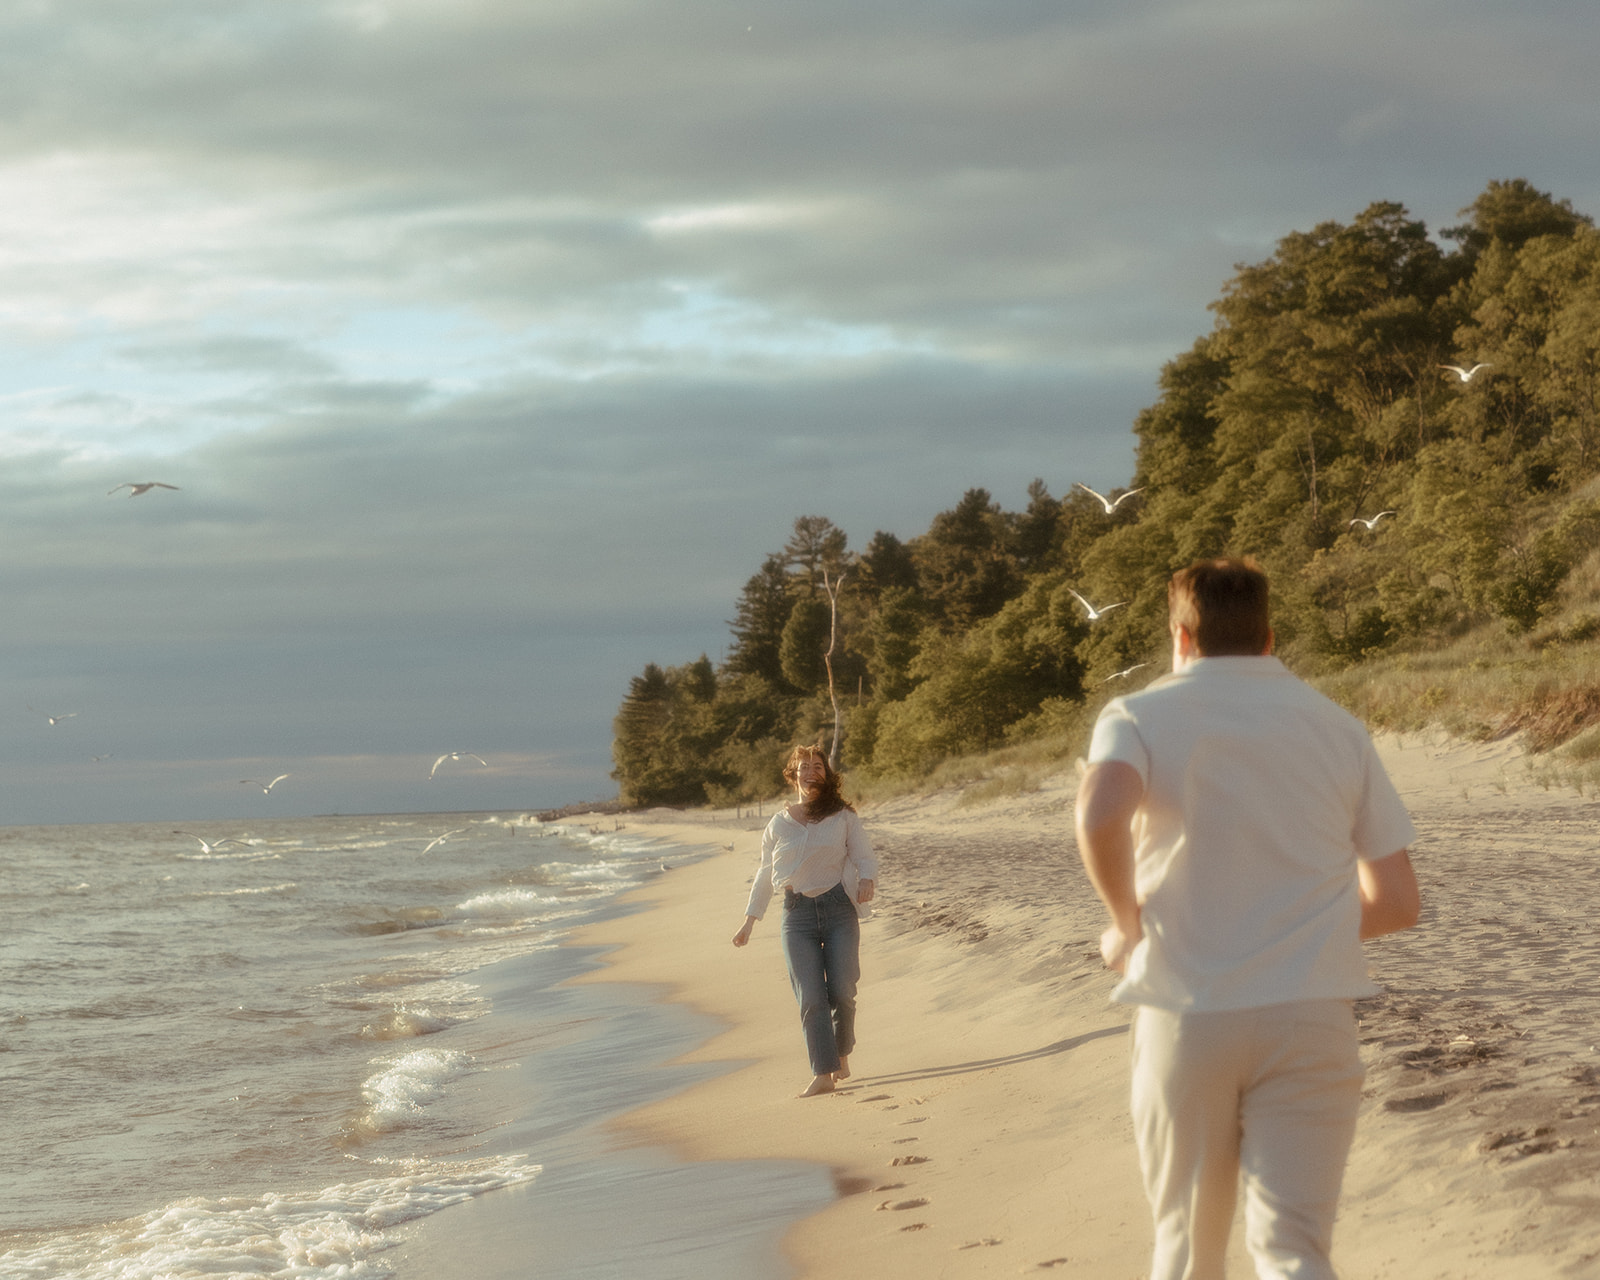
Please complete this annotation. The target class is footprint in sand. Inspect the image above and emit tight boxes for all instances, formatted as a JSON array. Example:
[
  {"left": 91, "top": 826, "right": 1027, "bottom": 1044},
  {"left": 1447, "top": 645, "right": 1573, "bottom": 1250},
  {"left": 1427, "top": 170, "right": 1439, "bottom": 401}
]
[
  {"left": 891, "top": 1155, "right": 930, "bottom": 1166},
  {"left": 858, "top": 1093, "right": 894, "bottom": 1103},
  {"left": 1383, "top": 1090, "right": 1452, "bottom": 1113},
  {"left": 1037, "top": 1259, "right": 1070, "bottom": 1269},
  {"left": 900, "top": 1222, "right": 930, "bottom": 1232},
  {"left": 899, "top": 1116, "right": 927, "bottom": 1125},
  {"left": 871, "top": 1182, "right": 907, "bottom": 1192},
  {"left": 891, "top": 1137, "right": 919, "bottom": 1144},
  {"left": 956, "top": 1238, "right": 1000, "bottom": 1250},
  {"left": 876, "top": 1198, "right": 929, "bottom": 1211}
]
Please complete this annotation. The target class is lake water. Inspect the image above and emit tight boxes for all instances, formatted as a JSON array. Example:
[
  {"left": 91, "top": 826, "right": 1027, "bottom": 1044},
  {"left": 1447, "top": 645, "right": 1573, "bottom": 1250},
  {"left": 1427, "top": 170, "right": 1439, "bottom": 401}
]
[{"left": 0, "top": 814, "right": 830, "bottom": 1278}]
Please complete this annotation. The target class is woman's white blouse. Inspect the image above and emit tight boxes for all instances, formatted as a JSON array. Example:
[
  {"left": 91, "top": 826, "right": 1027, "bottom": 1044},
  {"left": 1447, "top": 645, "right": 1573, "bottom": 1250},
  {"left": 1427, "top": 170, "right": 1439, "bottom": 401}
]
[{"left": 744, "top": 807, "right": 878, "bottom": 921}]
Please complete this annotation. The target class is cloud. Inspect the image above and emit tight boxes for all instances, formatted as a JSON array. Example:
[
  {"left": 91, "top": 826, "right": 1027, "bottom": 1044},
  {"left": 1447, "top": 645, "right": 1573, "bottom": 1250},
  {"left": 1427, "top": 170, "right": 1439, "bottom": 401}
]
[{"left": 1, "top": 0, "right": 1598, "bottom": 820}]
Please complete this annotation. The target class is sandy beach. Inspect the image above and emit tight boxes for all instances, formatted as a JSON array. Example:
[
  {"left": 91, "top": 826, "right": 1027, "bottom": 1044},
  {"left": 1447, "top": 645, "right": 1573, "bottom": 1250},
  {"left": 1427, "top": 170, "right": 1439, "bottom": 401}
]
[{"left": 552, "top": 732, "right": 1600, "bottom": 1278}]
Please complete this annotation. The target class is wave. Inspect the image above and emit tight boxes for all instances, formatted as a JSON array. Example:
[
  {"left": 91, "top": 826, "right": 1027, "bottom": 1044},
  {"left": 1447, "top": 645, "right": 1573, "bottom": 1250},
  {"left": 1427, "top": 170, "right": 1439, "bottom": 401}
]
[
  {"left": 358, "top": 1048, "right": 477, "bottom": 1134},
  {"left": 0, "top": 1155, "right": 539, "bottom": 1280},
  {"left": 358, "top": 1007, "right": 458, "bottom": 1041},
  {"left": 190, "top": 882, "right": 299, "bottom": 897},
  {"left": 455, "top": 887, "right": 556, "bottom": 914}
]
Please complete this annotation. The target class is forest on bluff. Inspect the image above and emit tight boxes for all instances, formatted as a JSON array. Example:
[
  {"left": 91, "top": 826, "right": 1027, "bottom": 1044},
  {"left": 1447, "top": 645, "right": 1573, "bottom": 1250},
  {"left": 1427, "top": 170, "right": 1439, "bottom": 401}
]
[{"left": 612, "top": 180, "right": 1600, "bottom": 807}]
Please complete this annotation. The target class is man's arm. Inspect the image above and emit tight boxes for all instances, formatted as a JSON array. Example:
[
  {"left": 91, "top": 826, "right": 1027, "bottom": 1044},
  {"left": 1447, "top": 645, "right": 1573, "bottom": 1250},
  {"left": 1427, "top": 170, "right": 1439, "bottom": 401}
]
[
  {"left": 1076, "top": 760, "right": 1146, "bottom": 972},
  {"left": 1358, "top": 848, "right": 1420, "bottom": 940}
]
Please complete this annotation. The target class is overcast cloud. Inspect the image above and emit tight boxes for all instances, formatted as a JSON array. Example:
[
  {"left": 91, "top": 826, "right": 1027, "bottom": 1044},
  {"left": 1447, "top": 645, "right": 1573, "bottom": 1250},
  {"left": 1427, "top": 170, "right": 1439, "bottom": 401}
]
[{"left": 1, "top": 0, "right": 1595, "bottom": 823}]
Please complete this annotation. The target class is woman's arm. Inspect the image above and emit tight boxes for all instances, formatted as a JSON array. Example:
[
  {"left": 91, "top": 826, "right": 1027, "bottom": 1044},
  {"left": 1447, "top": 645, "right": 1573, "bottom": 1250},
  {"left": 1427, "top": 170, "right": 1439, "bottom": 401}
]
[
  {"left": 845, "top": 809, "right": 877, "bottom": 903},
  {"left": 735, "top": 823, "right": 779, "bottom": 943}
]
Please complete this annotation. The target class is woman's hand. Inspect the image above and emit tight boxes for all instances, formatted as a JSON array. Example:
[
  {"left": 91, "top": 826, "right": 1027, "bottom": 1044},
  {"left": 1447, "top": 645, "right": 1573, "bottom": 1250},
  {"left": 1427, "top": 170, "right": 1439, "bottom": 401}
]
[
  {"left": 731, "top": 917, "right": 756, "bottom": 947},
  {"left": 855, "top": 878, "right": 875, "bottom": 905}
]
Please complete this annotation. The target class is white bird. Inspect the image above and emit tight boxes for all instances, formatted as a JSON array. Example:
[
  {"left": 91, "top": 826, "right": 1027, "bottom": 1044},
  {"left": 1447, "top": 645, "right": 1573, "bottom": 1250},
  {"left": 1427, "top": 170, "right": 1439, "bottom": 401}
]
[
  {"left": 241, "top": 774, "right": 290, "bottom": 794},
  {"left": 1068, "top": 588, "right": 1128, "bottom": 622},
  {"left": 29, "top": 707, "right": 77, "bottom": 726},
  {"left": 429, "top": 752, "right": 488, "bottom": 779},
  {"left": 422, "top": 828, "right": 468, "bottom": 854},
  {"left": 1440, "top": 363, "right": 1492, "bottom": 383},
  {"left": 174, "top": 831, "right": 251, "bottom": 854},
  {"left": 1349, "top": 511, "right": 1396, "bottom": 531},
  {"left": 1075, "top": 482, "right": 1145, "bottom": 514},
  {"left": 108, "top": 482, "right": 180, "bottom": 497},
  {"left": 1101, "top": 663, "right": 1149, "bottom": 683}
]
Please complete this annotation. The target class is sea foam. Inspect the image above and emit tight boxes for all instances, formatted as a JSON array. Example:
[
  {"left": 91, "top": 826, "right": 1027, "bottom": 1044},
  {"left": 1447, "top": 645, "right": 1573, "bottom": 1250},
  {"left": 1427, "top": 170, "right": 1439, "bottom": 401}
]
[{"left": 0, "top": 1156, "right": 539, "bottom": 1280}]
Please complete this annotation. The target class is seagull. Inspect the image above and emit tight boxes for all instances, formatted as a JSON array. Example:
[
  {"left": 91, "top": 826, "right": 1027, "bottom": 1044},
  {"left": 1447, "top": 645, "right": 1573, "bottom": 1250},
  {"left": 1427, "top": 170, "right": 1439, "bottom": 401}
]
[
  {"left": 1067, "top": 588, "right": 1128, "bottom": 622},
  {"left": 1439, "top": 363, "right": 1492, "bottom": 383},
  {"left": 429, "top": 752, "right": 488, "bottom": 779},
  {"left": 1349, "top": 511, "right": 1396, "bottom": 531},
  {"left": 108, "top": 482, "right": 181, "bottom": 497},
  {"left": 91, "top": 753, "right": 113, "bottom": 762},
  {"left": 422, "top": 828, "right": 468, "bottom": 854},
  {"left": 1075, "top": 482, "right": 1145, "bottom": 514},
  {"left": 174, "top": 831, "right": 251, "bottom": 854},
  {"left": 240, "top": 774, "right": 290, "bottom": 794},
  {"left": 1101, "top": 663, "right": 1149, "bottom": 683},
  {"left": 29, "top": 707, "right": 77, "bottom": 726}
]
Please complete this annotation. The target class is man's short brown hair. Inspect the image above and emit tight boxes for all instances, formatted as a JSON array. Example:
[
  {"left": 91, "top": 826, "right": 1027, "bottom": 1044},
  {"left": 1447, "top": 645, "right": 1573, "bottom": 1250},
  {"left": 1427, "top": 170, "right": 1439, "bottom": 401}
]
[{"left": 1168, "top": 558, "right": 1271, "bottom": 656}]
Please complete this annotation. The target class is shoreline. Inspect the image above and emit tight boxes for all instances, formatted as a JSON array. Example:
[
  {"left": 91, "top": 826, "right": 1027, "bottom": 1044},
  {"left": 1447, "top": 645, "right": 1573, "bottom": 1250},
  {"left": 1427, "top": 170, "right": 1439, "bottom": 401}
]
[{"left": 385, "top": 822, "right": 836, "bottom": 1279}]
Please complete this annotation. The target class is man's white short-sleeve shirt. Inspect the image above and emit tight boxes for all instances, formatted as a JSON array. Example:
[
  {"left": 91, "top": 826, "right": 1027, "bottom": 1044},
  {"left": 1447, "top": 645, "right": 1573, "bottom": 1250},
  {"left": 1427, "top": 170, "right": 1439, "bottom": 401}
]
[{"left": 1087, "top": 655, "right": 1416, "bottom": 1013}]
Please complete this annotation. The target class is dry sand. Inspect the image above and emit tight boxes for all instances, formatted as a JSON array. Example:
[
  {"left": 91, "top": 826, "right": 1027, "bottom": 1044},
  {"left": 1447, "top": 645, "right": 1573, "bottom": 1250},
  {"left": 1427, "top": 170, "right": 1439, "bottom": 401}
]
[{"left": 570, "top": 733, "right": 1600, "bottom": 1278}]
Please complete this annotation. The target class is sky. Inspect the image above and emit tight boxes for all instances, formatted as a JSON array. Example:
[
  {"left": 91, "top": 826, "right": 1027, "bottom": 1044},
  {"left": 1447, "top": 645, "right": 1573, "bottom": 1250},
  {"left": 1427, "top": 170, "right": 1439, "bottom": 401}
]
[{"left": 2, "top": 0, "right": 1597, "bottom": 824}]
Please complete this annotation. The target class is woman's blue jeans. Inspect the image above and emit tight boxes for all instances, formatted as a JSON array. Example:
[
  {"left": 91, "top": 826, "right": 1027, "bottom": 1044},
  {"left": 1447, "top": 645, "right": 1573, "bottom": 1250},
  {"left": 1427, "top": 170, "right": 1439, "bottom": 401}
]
[{"left": 781, "top": 882, "right": 860, "bottom": 1075}]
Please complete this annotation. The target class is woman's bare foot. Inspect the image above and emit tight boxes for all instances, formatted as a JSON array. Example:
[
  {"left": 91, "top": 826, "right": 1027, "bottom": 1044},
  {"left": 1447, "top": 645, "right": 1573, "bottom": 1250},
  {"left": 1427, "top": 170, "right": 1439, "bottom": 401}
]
[
  {"left": 799, "top": 1073, "right": 836, "bottom": 1097},
  {"left": 834, "top": 1054, "right": 851, "bottom": 1080}
]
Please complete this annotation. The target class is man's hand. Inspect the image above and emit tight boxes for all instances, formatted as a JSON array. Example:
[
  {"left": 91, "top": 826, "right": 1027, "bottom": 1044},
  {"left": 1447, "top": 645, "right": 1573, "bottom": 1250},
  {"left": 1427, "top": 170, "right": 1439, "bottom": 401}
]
[
  {"left": 1100, "top": 919, "right": 1143, "bottom": 973},
  {"left": 856, "top": 878, "right": 875, "bottom": 904},
  {"left": 732, "top": 917, "right": 755, "bottom": 947}
]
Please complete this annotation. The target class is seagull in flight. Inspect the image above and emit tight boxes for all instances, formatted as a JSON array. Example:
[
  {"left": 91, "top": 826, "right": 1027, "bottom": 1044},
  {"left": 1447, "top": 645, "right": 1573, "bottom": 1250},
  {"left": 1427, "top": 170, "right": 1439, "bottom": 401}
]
[
  {"left": 1075, "top": 482, "right": 1145, "bottom": 514},
  {"left": 174, "top": 831, "right": 251, "bottom": 854},
  {"left": 422, "top": 828, "right": 468, "bottom": 854},
  {"left": 29, "top": 707, "right": 77, "bottom": 726},
  {"left": 1349, "top": 511, "right": 1397, "bottom": 531},
  {"left": 429, "top": 752, "right": 488, "bottom": 779},
  {"left": 1101, "top": 663, "right": 1149, "bottom": 683},
  {"left": 1067, "top": 589, "right": 1128, "bottom": 622},
  {"left": 108, "top": 482, "right": 181, "bottom": 497},
  {"left": 241, "top": 774, "right": 290, "bottom": 794},
  {"left": 1440, "top": 363, "right": 1492, "bottom": 383}
]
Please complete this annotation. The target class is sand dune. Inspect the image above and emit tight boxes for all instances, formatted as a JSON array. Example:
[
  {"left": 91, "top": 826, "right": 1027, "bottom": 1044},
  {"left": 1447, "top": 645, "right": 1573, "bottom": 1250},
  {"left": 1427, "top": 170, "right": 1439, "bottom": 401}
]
[{"left": 571, "top": 733, "right": 1600, "bottom": 1277}]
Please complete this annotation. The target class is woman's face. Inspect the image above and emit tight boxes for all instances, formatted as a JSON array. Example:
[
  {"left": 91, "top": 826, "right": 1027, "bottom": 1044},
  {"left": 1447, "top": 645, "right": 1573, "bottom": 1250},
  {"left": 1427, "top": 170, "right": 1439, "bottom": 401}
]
[{"left": 794, "top": 754, "right": 826, "bottom": 795}]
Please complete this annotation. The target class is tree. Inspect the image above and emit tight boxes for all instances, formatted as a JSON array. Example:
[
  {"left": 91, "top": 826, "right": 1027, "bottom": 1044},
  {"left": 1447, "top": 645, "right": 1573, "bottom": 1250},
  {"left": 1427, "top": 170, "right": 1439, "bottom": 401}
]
[
  {"left": 779, "top": 596, "right": 832, "bottom": 693},
  {"left": 911, "top": 488, "right": 1018, "bottom": 629},
  {"left": 726, "top": 554, "right": 793, "bottom": 685},
  {"left": 1443, "top": 179, "right": 1590, "bottom": 258},
  {"left": 783, "top": 515, "right": 849, "bottom": 593}
]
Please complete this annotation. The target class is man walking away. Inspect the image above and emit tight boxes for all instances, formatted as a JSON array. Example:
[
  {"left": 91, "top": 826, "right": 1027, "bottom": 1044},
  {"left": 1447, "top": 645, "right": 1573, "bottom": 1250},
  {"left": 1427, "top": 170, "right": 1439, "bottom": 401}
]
[{"left": 1076, "top": 558, "right": 1420, "bottom": 1280}]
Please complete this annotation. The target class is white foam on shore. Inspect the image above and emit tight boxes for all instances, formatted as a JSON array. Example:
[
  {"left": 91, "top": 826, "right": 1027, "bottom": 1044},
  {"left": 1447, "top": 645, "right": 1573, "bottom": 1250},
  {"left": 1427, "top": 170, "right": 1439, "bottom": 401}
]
[
  {"left": 455, "top": 887, "right": 556, "bottom": 914},
  {"left": 0, "top": 1155, "right": 539, "bottom": 1280},
  {"left": 360, "top": 1049, "right": 477, "bottom": 1132}
]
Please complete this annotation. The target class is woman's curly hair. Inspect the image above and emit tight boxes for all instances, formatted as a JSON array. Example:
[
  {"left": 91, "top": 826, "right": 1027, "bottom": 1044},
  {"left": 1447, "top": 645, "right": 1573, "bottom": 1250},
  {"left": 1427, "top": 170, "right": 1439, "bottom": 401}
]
[{"left": 782, "top": 744, "right": 854, "bottom": 822}]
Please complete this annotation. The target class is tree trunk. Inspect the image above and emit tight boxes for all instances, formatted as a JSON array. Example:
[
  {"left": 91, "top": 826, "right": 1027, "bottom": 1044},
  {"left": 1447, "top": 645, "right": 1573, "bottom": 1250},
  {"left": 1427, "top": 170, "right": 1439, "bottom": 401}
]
[{"left": 821, "top": 567, "right": 848, "bottom": 769}]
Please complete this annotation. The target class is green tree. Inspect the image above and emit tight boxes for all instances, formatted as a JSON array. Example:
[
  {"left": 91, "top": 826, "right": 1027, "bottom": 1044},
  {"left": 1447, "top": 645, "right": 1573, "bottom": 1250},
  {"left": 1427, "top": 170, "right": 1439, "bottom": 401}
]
[
  {"left": 725, "top": 554, "right": 793, "bottom": 685},
  {"left": 779, "top": 595, "right": 832, "bottom": 693},
  {"left": 911, "top": 488, "right": 1018, "bottom": 629}
]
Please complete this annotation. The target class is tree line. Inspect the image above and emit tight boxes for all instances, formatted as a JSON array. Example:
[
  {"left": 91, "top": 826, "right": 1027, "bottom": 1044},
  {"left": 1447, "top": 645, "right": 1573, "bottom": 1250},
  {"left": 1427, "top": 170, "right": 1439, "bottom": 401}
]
[{"left": 613, "top": 179, "right": 1600, "bottom": 807}]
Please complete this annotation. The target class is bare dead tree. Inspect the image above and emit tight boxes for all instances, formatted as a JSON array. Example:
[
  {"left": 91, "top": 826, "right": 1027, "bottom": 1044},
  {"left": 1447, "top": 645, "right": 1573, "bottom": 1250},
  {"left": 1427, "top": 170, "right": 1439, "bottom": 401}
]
[{"left": 821, "top": 565, "right": 848, "bottom": 769}]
